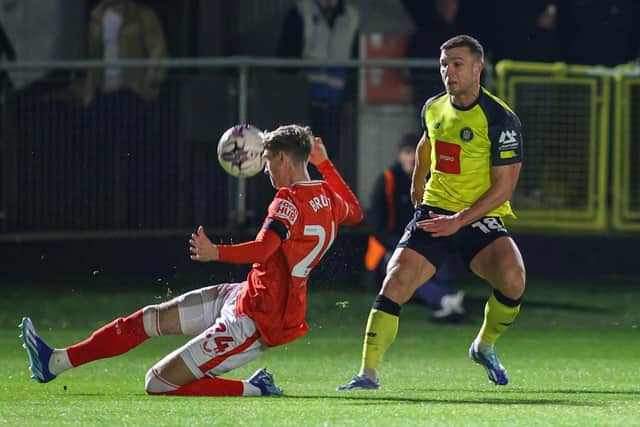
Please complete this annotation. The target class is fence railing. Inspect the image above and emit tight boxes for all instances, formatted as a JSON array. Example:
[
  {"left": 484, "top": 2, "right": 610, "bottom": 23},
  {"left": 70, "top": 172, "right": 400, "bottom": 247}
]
[
  {"left": 613, "top": 72, "right": 640, "bottom": 231},
  {"left": 0, "top": 57, "right": 441, "bottom": 239},
  {"left": 497, "top": 61, "right": 615, "bottom": 232},
  {"left": 2, "top": 57, "right": 639, "bottom": 240},
  {"left": 498, "top": 60, "right": 640, "bottom": 233}
]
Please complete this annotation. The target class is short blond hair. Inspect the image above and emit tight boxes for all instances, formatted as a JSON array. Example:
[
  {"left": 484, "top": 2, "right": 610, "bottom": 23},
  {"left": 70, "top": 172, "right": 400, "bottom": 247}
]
[{"left": 263, "top": 124, "right": 313, "bottom": 163}]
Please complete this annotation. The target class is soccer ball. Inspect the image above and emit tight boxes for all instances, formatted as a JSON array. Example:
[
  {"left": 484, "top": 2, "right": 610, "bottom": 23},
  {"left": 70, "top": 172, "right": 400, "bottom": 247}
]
[{"left": 217, "top": 124, "right": 266, "bottom": 178}]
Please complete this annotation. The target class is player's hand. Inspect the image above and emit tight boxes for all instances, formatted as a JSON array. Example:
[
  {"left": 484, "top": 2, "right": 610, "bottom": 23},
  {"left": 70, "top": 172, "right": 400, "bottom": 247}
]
[
  {"left": 189, "top": 225, "right": 219, "bottom": 262},
  {"left": 415, "top": 211, "right": 462, "bottom": 237},
  {"left": 309, "top": 137, "right": 329, "bottom": 166}
]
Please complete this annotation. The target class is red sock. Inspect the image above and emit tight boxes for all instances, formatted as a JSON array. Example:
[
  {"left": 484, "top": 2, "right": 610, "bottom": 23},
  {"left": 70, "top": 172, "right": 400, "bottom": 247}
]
[
  {"left": 162, "top": 377, "right": 244, "bottom": 396},
  {"left": 67, "top": 309, "right": 148, "bottom": 367}
]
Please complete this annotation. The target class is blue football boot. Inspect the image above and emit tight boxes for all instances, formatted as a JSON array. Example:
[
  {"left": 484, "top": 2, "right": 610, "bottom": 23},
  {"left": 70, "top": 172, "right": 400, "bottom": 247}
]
[
  {"left": 469, "top": 342, "right": 508, "bottom": 385},
  {"left": 336, "top": 375, "right": 380, "bottom": 391},
  {"left": 248, "top": 368, "right": 284, "bottom": 396},
  {"left": 19, "top": 317, "right": 56, "bottom": 383}
]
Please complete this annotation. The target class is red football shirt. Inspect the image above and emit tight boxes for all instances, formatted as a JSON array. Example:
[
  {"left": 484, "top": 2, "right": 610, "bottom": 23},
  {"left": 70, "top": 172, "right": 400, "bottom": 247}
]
[{"left": 217, "top": 160, "right": 362, "bottom": 346}]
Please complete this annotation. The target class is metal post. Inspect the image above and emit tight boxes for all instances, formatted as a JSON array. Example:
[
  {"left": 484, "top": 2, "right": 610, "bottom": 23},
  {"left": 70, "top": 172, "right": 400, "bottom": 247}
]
[{"left": 236, "top": 66, "right": 249, "bottom": 226}]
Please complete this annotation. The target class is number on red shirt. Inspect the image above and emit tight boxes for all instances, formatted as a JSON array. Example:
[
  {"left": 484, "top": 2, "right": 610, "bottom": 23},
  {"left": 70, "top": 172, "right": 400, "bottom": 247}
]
[{"left": 291, "top": 221, "right": 335, "bottom": 278}]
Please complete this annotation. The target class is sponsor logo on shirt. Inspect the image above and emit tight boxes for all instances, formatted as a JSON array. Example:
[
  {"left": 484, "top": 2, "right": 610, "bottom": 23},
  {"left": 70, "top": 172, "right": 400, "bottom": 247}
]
[
  {"left": 435, "top": 140, "right": 461, "bottom": 174},
  {"left": 499, "top": 130, "right": 518, "bottom": 145},
  {"left": 274, "top": 198, "right": 299, "bottom": 225}
]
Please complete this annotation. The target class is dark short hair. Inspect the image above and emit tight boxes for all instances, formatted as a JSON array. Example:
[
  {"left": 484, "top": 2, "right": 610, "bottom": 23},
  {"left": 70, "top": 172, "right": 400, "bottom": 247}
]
[
  {"left": 263, "top": 124, "right": 313, "bottom": 163},
  {"left": 398, "top": 133, "right": 419, "bottom": 151},
  {"left": 440, "top": 34, "right": 484, "bottom": 61}
]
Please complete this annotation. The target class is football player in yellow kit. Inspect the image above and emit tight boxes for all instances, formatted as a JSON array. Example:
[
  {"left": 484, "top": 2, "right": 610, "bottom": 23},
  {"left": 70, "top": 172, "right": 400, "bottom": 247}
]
[{"left": 339, "top": 34, "right": 525, "bottom": 389}]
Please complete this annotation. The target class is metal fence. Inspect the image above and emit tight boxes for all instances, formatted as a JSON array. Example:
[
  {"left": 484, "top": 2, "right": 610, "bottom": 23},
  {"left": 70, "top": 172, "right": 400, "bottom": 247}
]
[
  {"left": 2, "top": 62, "right": 234, "bottom": 236},
  {"left": 613, "top": 72, "right": 640, "bottom": 231},
  {"left": 4, "top": 58, "right": 636, "bottom": 240},
  {"left": 497, "top": 61, "right": 640, "bottom": 233},
  {"left": 0, "top": 57, "right": 441, "bottom": 239},
  {"left": 496, "top": 61, "right": 610, "bottom": 232}
]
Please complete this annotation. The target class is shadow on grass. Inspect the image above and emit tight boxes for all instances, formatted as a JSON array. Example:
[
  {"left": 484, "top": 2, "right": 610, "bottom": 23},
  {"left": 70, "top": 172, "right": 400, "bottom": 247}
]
[
  {"left": 501, "top": 388, "right": 640, "bottom": 396},
  {"left": 288, "top": 394, "right": 601, "bottom": 406},
  {"left": 43, "top": 387, "right": 639, "bottom": 402}
]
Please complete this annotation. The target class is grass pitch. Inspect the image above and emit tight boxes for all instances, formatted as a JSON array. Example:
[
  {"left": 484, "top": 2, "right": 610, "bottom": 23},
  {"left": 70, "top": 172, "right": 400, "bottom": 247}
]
[{"left": 1, "top": 275, "right": 639, "bottom": 426}]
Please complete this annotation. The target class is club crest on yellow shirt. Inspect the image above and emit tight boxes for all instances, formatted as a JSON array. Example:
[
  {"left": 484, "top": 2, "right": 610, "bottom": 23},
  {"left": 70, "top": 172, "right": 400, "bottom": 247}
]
[{"left": 460, "top": 127, "right": 474, "bottom": 142}]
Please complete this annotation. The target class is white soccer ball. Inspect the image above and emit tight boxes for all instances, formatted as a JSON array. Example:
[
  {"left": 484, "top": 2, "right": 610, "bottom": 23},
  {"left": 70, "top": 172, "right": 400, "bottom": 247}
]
[{"left": 217, "top": 124, "right": 266, "bottom": 178}]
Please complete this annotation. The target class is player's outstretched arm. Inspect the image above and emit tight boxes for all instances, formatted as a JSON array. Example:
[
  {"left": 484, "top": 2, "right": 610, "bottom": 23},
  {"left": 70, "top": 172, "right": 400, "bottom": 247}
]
[{"left": 190, "top": 225, "right": 282, "bottom": 264}]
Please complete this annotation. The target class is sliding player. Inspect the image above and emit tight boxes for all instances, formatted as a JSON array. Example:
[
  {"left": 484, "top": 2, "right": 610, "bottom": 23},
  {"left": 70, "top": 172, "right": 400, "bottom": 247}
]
[{"left": 21, "top": 124, "right": 363, "bottom": 396}]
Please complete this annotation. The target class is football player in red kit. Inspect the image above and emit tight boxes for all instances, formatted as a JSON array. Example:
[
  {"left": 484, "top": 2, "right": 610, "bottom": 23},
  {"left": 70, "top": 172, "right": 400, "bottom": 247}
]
[{"left": 20, "top": 124, "right": 363, "bottom": 396}]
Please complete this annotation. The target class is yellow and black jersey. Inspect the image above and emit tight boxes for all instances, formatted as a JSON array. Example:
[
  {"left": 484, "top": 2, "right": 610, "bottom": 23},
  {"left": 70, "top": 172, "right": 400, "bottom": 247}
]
[{"left": 420, "top": 87, "right": 523, "bottom": 218}]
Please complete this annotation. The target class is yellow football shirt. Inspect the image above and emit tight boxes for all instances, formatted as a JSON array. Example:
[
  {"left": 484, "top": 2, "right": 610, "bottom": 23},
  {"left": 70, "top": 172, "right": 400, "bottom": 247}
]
[{"left": 420, "top": 87, "right": 523, "bottom": 218}]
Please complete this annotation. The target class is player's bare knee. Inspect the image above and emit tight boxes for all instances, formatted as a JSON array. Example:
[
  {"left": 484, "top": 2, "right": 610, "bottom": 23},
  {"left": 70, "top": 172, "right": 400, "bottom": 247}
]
[
  {"left": 381, "top": 274, "right": 413, "bottom": 304},
  {"left": 502, "top": 267, "right": 526, "bottom": 299},
  {"left": 142, "top": 302, "right": 182, "bottom": 336}
]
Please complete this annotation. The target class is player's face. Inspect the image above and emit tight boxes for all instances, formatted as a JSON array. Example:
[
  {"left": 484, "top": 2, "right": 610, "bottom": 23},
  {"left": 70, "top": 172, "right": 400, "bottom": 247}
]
[
  {"left": 440, "top": 47, "right": 483, "bottom": 98},
  {"left": 263, "top": 148, "right": 286, "bottom": 189}
]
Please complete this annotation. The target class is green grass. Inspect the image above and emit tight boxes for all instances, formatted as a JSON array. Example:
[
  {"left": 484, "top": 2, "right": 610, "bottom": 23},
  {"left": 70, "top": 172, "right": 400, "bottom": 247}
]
[{"left": 1, "top": 276, "right": 639, "bottom": 426}]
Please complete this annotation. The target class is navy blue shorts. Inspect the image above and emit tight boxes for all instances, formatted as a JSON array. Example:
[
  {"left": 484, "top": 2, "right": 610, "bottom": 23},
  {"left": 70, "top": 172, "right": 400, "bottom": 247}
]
[{"left": 396, "top": 204, "right": 511, "bottom": 267}]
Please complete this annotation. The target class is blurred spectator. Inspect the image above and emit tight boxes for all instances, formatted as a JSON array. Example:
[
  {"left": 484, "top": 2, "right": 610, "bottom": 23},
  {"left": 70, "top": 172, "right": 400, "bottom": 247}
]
[
  {"left": 403, "top": 0, "right": 476, "bottom": 110},
  {"left": 0, "top": 0, "right": 85, "bottom": 92},
  {"left": 81, "top": 0, "right": 170, "bottom": 229},
  {"left": 484, "top": 1, "right": 557, "bottom": 63},
  {"left": 556, "top": 0, "right": 639, "bottom": 66},
  {"left": 404, "top": 1, "right": 557, "bottom": 66},
  {"left": 82, "top": 0, "right": 168, "bottom": 106},
  {"left": 404, "top": 0, "right": 470, "bottom": 60},
  {"left": 365, "top": 133, "right": 465, "bottom": 322},
  {"left": 277, "top": 0, "right": 359, "bottom": 168}
]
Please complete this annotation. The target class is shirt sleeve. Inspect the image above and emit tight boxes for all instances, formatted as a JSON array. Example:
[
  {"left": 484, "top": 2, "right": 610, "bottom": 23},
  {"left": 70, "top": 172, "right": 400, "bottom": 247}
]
[
  {"left": 420, "top": 101, "right": 428, "bottom": 135},
  {"left": 264, "top": 192, "right": 300, "bottom": 237},
  {"left": 217, "top": 228, "right": 281, "bottom": 264},
  {"left": 217, "top": 193, "right": 298, "bottom": 264},
  {"left": 315, "top": 159, "right": 363, "bottom": 225},
  {"left": 490, "top": 110, "right": 524, "bottom": 166},
  {"left": 420, "top": 92, "right": 444, "bottom": 138}
]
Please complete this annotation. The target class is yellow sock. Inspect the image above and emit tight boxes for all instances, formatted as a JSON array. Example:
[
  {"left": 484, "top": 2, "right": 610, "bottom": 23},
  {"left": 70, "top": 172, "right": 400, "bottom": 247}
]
[
  {"left": 477, "top": 292, "right": 521, "bottom": 347},
  {"left": 361, "top": 308, "right": 399, "bottom": 374}
]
